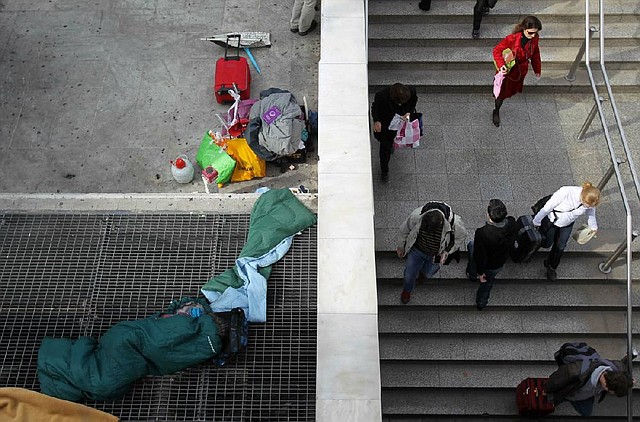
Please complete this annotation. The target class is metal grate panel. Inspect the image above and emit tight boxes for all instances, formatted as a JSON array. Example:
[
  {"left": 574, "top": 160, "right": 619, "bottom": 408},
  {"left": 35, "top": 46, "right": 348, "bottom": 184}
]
[{"left": 0, "top": 213, "right": 317, "bottom": 421}]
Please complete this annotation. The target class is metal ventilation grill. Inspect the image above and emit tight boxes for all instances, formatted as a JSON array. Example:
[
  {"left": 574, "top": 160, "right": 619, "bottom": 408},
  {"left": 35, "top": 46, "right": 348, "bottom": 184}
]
[{"left": 0, "top": 213, "right": 317, "bottom": 421}]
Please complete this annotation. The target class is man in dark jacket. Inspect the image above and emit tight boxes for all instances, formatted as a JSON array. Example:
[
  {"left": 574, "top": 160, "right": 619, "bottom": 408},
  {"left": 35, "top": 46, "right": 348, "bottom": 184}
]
[
  {"left": 546, "top": 358, "right": 632, "bottom": 416},
  {"left": 371, "top": 83, "right": 418, "bottom": 182},
  {"left": 466, "top": 199, "right": 517, "bottom": 310}
]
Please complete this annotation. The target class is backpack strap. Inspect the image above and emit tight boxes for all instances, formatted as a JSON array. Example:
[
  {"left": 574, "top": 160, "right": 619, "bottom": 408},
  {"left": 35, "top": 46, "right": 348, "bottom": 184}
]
[
  {"left": 421, "top": 201, "right": 455, "bottom": 226},
  {"left": 421, "top": 201, "right": 457, "bottom": 253},
  {"left": 551, "top": 203, "right": 582, "bottom": 221}
]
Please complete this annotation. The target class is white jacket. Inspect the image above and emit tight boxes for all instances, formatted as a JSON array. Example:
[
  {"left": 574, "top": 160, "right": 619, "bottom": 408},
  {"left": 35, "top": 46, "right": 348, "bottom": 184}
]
[{"left": 533, "top": 186, "right": 597, "bottom": 230}]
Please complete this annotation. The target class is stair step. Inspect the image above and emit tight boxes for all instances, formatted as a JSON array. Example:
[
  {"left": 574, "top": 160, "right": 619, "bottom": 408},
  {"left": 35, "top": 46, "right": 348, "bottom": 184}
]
[
  {"left": 377, "top": 278, "right": 635, "bottom": 308},
  {"left": 368, "top": 23, "right": 640, "bottom": 46},
  {"left": 381, "top": 361, "right": 640, "bottom": 388},
  {"left": 382, "top": 362, "right": 555, "bottom": 388},
  {"left": 381, "top": 388, "right": 638, "bottom": 416},
  {"left": 369, "top": 0, "right": 639, "bottom": 23},
  {"left": 378, "top": 334, "right": 632, "bottom": 362},
  {"left": 374, "top": 251, "right": 636, "bottom": 281},
  {"left": 368, "top": 46, "right": 640, "bottom": 70},
  {"left": 371, "top": 1, "right": 640, "bottom": 419},
  {"left": 377, "top": 309, "right": 637, "bottom": 334},
  {"left": 368, "top": 68, "right": 640, "bottom": 93}
]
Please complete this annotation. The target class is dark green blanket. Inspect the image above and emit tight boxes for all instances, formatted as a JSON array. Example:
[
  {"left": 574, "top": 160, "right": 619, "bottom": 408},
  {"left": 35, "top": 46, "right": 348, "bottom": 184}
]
[
  {"left": 38, "top": 308, "right": 222, "bottom": 402},
  {"left": 201, "top": 188, "right": 317, "bottom": 293}
]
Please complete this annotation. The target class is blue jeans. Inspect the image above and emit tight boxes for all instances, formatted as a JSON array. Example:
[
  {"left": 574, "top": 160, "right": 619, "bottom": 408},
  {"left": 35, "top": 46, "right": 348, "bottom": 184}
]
[
  {"left": 466, "top": 240, "right": 502, "bottom": 308},
  {"left": 403, "top": 247, "right": 440, "bottom": 292},
  {"left": 570, "top": 397, "right": 594, "bottom": 416},
  {"left": 540, "top": 218, "right": 574, "bottom": 269}
]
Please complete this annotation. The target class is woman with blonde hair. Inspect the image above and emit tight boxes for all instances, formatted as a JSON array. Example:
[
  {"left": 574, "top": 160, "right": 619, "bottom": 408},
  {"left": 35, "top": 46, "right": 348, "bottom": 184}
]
[{"left": 532, "top": 182, "right": 601, "bottom": 280}]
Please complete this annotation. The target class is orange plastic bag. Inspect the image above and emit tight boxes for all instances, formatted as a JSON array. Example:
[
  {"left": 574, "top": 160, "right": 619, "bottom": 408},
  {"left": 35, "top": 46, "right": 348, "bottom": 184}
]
[{"left": 225, "top": 138, "right": 266, "bottom": 182}]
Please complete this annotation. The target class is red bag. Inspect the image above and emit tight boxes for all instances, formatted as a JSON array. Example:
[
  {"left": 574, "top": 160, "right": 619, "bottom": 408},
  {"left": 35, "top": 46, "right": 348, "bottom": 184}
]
[
  {"left": 214, "top": 35, "right": 251, "bottom": 104},
  {"left": 516, "top": 377, "right": 555, "bottom": 416}
]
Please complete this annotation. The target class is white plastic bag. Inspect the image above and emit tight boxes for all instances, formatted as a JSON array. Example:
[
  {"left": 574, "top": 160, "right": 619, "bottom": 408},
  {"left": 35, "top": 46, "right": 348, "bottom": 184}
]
[{"left": 388, "top": 113, "right": 406, "bottom": 131}]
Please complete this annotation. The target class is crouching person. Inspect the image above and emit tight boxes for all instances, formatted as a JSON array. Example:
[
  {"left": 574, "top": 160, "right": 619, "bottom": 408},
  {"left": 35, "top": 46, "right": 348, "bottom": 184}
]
[
  {"left": 397, "top": 201, "right": 467, "bottom": 304},
  {"left": 546, "top": 345, "right": 633, "bottom": 417}
]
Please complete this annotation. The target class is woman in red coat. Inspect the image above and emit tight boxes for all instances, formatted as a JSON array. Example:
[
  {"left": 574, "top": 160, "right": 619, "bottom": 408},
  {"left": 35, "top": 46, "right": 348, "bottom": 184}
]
[{"left": 492, "top": 16, "right": 542, "bottom": 126}]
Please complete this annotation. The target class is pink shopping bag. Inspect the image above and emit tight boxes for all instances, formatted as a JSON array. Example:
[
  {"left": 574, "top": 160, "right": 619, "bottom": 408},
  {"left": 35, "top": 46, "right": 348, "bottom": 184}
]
[{"left": 393, "top": 118, "right": 421, "bottom": 149}]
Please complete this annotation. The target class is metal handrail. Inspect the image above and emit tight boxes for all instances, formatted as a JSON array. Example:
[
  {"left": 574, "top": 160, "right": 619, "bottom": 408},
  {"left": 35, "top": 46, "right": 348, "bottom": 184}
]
[{"left": 585, "top": 1, "right": 638, "bottom": 419}]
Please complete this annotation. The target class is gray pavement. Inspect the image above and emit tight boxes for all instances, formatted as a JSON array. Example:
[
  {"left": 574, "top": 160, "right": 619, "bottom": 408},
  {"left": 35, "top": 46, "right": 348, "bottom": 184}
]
[
  {"left": 2, "top": 1, "right": 639, "bottom": 252},
  {"left": 0, "top": 0, "right": 320, "bottom": 195}
]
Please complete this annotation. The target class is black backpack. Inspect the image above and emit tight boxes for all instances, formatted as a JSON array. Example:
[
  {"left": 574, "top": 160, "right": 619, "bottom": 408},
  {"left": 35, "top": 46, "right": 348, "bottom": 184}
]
[
  {"left": 421, "top": 201, "right": 454, "bottom": 226},
  {"left": 554, "top": 342, "right": 615, "bottom": 372},
  {"left": 214, "top": 307, "right": 249, "bottom": 366},
  {"left": 421, "top": 201, "right": 459, "bottom": 264}
]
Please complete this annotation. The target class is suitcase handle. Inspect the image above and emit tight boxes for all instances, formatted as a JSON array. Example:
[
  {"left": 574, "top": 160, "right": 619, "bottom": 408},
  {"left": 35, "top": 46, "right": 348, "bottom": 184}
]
[{"left": 224, "top": 34, "right": 241, "bottom": 61}]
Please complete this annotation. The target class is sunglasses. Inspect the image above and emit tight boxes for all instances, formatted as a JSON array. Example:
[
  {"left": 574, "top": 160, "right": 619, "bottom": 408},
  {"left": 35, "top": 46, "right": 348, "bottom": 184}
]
[{"left": 525, "top": 29, "right": 539, "bottom": 36}]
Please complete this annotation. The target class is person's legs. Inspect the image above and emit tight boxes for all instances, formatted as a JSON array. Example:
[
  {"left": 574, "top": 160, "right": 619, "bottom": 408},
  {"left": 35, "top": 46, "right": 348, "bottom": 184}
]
[
  {"left": 421, "top": 253, "right": 440, "bottom": 278},
  {"left": 570, "top": 397, "right": 595, "bottom": 417},
  {"left": 540, "top": 218, "right": 556, "bottom": 249},
  {"left": 298, "top": 0, "right": 318, "bottom": 33},
  {"left": 379, "top": 137, "right": 394, "bottom": 180},
  {"left": 492, "top": 97, "right": 503, "bottom": 126},
  {"left": 547, "top": 223, "right": 573, "bottom": 270},
  {"left": 472, "top": 0, "right": 484, "bottom": 31},
  {"left": 475, "top": 267, "right": 500, "bottom": 309},
  {"left": 403, "top": 248, "right": 427, "bottom": 293},
  {"left": 466, "top": 240, "right": 478, "bottom": 280},
  {"left": 290, "top": 0, "right": 303, "bottom": 30}
]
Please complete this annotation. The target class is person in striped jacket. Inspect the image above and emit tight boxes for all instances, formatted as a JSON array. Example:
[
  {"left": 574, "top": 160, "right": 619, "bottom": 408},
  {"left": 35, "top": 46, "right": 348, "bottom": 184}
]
[{"left": 397, "top": 201, "right": 467, "bottom": 304}]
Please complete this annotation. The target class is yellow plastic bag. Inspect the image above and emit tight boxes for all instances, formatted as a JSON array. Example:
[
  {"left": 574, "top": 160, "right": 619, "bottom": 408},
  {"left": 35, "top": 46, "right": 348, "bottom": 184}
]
[{"left": 225, "top": 138, "right": 266, "bottom": 182}]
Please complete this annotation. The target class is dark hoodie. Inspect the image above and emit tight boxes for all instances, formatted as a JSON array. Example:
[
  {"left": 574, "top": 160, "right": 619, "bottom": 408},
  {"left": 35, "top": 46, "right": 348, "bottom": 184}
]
[{"left": 473, "top": 216, "right": 517, "bottom": 274}]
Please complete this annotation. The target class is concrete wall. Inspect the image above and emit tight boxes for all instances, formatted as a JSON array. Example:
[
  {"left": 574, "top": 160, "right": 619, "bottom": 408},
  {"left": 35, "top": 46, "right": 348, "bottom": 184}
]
[{"left": 316, "top": 1, "right": 382, "bottom": 421}]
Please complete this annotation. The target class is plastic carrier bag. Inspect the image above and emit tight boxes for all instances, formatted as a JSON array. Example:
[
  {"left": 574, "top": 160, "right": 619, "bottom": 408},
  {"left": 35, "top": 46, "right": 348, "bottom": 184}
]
[
  {"left": 195, "top": 131, "right": 236, "bottom": 185},
  {"left": 225, "top": 138, "right": 266, "bottom": 182}
]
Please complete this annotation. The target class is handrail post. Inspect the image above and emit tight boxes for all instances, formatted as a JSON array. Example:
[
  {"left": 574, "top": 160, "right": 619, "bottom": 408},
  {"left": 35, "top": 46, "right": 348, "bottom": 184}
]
[
  {"left": 565, "top": 26, "right": 598, "bottom": 82},
  {"left": 577, "top": 96, "right": 607, "bottom": 141},
  {"left": 597, "top": 158, "right": 625, "bottom": 191},
  {"left": 598, "top": 230, "right": 638, "bottom": 274}
]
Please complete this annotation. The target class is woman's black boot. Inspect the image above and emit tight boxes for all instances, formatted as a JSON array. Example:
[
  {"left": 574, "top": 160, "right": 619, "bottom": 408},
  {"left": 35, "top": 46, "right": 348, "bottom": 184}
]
[{"left": 492, "top": 109, "right": 500, "bottom": 127}]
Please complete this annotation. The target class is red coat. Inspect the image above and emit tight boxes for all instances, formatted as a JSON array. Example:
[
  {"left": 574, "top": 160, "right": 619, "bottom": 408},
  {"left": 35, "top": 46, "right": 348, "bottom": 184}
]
[{"left": 492, "top": 31, "right": 541, "bottom": 99}]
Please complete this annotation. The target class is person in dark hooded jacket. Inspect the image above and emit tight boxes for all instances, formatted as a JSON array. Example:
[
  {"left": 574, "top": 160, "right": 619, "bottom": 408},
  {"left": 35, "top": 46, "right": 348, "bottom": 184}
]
[
  {"left": 466, "top": 199, "right": 517, "bottom": 309},
  {"left": 546, "top": 358, "right": 632, "bottom": 417}
]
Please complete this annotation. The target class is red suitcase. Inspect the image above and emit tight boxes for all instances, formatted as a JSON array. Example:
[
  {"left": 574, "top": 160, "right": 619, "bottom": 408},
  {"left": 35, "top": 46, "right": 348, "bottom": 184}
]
[
  {"left": 214, "top": 34, "right": 251, "bottom": 104},
  {"left": 516, "top": 377, "right": 555, "bottom": 416}
]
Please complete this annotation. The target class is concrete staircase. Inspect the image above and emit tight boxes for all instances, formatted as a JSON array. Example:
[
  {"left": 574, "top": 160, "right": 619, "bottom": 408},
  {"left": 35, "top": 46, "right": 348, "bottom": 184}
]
[
  {"left": 376, "top": 251, "right": 640, "bottom": 420},
  {"left": 368, "top": 0, "right": 640, "bottom": 93},
  {"left": 369, "top": 1, "right": 640, "bottom": 419}
]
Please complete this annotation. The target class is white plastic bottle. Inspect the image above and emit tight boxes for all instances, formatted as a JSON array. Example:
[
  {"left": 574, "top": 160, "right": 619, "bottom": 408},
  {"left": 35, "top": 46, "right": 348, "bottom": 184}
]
[{"left": 170, "top": 155, "right": 195, "bottom": 183}]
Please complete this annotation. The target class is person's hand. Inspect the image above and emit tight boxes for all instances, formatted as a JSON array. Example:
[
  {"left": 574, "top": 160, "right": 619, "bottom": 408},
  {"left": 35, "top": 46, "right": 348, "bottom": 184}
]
[
  {"left": 373, "top": 121, "right": 382, "bottom": 132},
  {"left": 535, "top": 73, "right": 541, "bottom": 80},
  {"left": 438, "top": 251, "right": 448, "bottom": 264},
  {"left": 500, "top": 65, "right": 508, "bottom": 74},
  {"left": 479, "top": 274, "right": 487, "bottom": 283},
  {"left": 396, "top": 247, "right": 404, "bottom": 258}
]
